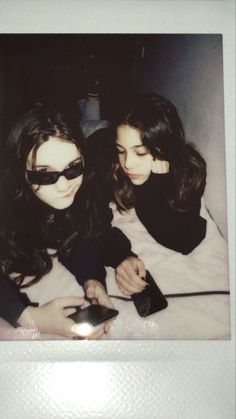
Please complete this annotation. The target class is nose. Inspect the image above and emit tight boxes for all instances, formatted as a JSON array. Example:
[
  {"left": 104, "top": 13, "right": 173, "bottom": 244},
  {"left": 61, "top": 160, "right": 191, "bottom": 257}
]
[
  {"left": 55, "top": 175, "right": 70, "bottom": 192},
  {"left": 124, "top": 152, "right": 136, "bottom": 170}
]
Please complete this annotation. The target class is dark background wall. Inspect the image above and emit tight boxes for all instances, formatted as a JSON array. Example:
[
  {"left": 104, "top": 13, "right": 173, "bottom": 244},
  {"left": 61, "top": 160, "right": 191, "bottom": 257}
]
[
  {"left": 0, "top": 34, "right": 227, "bottom": 237},
  {"left": 140, "top": 34, "right": 227, "bottom": 238},
  {"left": 0, "top": 34, "right": 144, "bottom": 131}
]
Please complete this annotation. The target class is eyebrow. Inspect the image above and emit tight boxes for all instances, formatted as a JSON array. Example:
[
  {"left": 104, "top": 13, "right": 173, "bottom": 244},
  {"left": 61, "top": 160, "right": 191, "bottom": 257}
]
[
  {"left": 115, "top": 142, "right": 146, "bottom": 150},
  {"left": 34, "top": 157, "right": 82, "bottom": 170}
]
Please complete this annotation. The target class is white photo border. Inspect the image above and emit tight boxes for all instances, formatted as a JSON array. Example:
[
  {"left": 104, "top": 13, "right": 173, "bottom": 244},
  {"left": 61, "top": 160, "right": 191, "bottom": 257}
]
[{"left": 0, "top": 1, "right": 235, "bottom": 418}]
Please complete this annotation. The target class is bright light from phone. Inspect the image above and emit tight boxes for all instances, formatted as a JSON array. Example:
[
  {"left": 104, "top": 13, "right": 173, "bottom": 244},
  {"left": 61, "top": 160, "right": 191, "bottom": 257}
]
[{"left": 71, "top": 322, "right": 93, "bottom": 337}]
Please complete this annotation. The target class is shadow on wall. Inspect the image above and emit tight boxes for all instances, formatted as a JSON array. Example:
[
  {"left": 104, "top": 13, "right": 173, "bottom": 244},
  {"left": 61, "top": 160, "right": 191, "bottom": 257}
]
[{"left": 141, "top": 34, "right": 227, "bottom": 239}]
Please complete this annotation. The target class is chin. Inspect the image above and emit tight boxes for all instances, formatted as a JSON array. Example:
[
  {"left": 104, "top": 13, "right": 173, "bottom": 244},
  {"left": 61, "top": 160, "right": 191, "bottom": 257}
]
[
  {"left": 130, "top": 177, "right": 148, "bottom": 186},
  {"left": 49, "top": 196, "right": 75, "bottom": 210}
]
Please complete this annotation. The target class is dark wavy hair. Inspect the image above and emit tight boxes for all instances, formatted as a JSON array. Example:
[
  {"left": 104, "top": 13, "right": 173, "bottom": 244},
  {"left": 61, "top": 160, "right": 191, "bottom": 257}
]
[
  {"left": 113, "top": 93, "right": 206, "bottom": 211},
  {"left": 0, "top": 104, "right": 100, "bottom": 287}
]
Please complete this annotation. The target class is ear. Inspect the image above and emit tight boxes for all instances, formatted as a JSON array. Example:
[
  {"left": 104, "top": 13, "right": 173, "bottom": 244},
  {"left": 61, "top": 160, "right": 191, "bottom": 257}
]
[{"left": 152, "top": 158, "right": 170, "bottom": 174}]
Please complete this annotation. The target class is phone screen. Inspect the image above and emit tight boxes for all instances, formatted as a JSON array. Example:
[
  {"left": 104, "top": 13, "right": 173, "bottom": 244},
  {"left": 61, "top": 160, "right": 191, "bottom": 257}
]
[{"left": 68, "top": 304, "right": 119, "bottom": 327}]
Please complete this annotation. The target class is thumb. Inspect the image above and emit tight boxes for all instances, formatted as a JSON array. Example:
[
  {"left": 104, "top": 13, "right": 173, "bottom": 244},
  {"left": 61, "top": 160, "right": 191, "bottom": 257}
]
[
  {"left": 55, "top": 296, "right": 85, "bottom": 309},
  {"left": 86, "top": 283, "right": 96, "bottom": 300}
]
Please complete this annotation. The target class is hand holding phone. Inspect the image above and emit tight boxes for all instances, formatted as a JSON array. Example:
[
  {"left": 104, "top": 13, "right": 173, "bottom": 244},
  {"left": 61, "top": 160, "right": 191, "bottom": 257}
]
[
  {"left": 131, "top": 271, "right": 168, "bottom": 317},
  {"left": 68, "top": 304, "right": 119, "bottom": 338},
  {"left": 68, "top": 304, "right": 119, "bottom": 327}
]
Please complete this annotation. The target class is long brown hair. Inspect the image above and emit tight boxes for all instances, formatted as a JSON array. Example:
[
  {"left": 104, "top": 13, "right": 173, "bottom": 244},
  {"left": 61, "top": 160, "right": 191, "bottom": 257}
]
[
  {"left": 0, "top": 104, "right": 101, "bottom": 287},
  {"left": 113, "top": 93, "right": 206, "bottom": 211}
]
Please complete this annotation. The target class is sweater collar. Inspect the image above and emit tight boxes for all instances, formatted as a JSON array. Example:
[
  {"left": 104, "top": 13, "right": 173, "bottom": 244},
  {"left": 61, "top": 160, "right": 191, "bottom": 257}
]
[{"left": 133, "top": 172, "right": 171, "bottom": 193}]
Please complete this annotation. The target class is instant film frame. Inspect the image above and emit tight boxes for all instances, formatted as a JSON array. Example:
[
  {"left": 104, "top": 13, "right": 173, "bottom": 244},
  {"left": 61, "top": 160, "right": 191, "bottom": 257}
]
[
  {"left": 0, "top": 1, "right": 235, "bottom": 418},
  {"left": 0, "top": 33, "right": 231, "bottom": 341}
]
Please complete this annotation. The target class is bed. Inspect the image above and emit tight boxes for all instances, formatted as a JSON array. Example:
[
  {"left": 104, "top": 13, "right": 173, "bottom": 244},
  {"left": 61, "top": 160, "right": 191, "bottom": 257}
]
[{"left": 0, "top": 199, "right": 231, "bottom": 341}]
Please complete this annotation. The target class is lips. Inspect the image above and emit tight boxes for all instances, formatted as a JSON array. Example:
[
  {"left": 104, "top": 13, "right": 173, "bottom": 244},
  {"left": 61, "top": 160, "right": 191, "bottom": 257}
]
[
  {"left": 63, "top": 191, "right": 73, "bottom": 198},
  {"left": 127, "top": 173, "right": 142, "bottom": 180},
  {"left": 61, "top": 187, "right": 77, "bottom": 198}
]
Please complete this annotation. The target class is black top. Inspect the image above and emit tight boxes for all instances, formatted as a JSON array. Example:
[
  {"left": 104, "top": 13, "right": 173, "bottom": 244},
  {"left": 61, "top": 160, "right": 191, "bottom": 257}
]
[
  {"left": 0, "top": 238, "right": 107, "bottom": 328},
  {"left": 133, "top": 173, "right": 207, "bottom": 254},
  {"left": 0, "top": 129, "right": 134, "bottom": 327},
  {"left": 0, "top": 274, "right": 35, "bottom": 327}
]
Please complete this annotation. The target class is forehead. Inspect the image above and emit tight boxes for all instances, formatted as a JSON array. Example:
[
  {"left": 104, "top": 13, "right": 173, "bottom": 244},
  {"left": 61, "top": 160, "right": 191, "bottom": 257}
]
[
  {"left": 116, "top": 125, "right": 143, "bottom": 147},
  {"left": 28, "top": 136, "right": 81, "bottom": 169}
]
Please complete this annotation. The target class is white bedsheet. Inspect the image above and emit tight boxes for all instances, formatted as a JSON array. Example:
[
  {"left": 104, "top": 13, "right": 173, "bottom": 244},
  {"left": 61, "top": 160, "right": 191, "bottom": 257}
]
[{"left": 0, "top": 201, "right": 231, "bottom": 340}]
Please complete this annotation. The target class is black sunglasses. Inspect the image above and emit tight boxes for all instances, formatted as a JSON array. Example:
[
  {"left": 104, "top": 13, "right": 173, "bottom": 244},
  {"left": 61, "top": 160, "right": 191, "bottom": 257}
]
[{"left": 27, "top": 161, "right": 84, "bottom": 185}]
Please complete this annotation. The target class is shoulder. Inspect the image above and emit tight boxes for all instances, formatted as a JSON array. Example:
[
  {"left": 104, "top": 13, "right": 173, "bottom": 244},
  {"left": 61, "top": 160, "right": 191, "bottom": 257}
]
[{"left": 134, "top": 173, "right": 172, "bottom": 198}]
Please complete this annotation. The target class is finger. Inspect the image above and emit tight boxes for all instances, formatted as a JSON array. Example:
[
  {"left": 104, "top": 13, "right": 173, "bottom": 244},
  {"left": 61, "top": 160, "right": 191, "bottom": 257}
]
[
  {"left": 95, "top": 293, "right": 114, "bottom": 309},
  {"left": 54, "top": 296, "right": 85, "bottom": 309},
  {"left": 121, "top": 289, "right": 131, "bottom": 296},
  {"left": 116, "top": 274, "right": 133, "bottom": 294},
  {"left": 136, "top": 260, "right": 146, "bottom": 279},
  {"left": 118, "top": 284, "right": 131, "bottom": 296},
  {"left": 163, "top": 160, "right": 170, "bottom": 173},
  {"left": 63, "top": 306, "right": 80, "bottom": 317},
  {"left": 117, "top": 274, "right": 145, "bottom": 294},
  {"left": 117, "top": 275, "right": 137, "bottom": 294},
  {"left": 123, "top": 262, "right": 147, "bottom": 287},
  {"left": 85, "top": 283, "right": 96, "bottom": 300},
  {"left": 86, "top": 282, "right": 114, "bottom": 309},
  {"left": 86, "top": 324, "right": 105, "bottom": 340},
  {"left": 160, "top": 160, "right": 169, "bottom": 173},
  {"left": 104, "top": 319, "right": 112, "bottom": 334},
  {"left": 151, "top": 158, "right": 161, "bottom": 173},
  {"left": 91, "top": 298, "right": 98, "bottom": 305},
  {"left": 86, "top": 281, "right": 107, "bottom": 302},
  {"left": 152, "top": 159, "right": 169, "bottom": 174},
  {"left": 116, "top": 264, "right": 146, "bottom": 288},
  {"left": 116, "top": 261, "right": 138, "bottom": 284}
]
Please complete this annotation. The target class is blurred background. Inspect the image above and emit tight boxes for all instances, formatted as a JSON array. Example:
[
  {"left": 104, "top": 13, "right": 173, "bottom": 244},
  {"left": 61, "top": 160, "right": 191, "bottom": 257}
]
[{"left": 0, "top": 34, "right": 227, "bottom": 238}]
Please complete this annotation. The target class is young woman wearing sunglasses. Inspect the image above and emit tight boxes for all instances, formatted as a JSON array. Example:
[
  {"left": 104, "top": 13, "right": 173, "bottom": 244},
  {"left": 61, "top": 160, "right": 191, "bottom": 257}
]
[{"left": 0, "top": 104, "right": 118, "bottom": 339}]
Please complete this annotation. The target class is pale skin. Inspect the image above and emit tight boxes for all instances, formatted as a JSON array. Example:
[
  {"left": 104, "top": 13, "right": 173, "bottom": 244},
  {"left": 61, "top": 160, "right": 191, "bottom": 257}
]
[
  {"left": 17, "top": 136, "right": 114, "bottom": 339},
  {"left": 18, "top": 280, "right": 114, "bottom": 339},
  {"left": 115, "top": 125, "right": 169, "bottom": 295}
]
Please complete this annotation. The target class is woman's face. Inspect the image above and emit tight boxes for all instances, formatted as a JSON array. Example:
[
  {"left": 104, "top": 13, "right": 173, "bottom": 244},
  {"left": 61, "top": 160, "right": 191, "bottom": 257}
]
[
  {"left": 116, "top": 125, "right": 153, "bottom": 185},
  {"left": 26, "top": 136, "right": 83, "bottom": 210}
]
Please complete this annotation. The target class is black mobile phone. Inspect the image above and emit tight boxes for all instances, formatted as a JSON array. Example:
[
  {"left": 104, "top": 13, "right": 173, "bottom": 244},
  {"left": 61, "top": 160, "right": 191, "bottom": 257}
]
[
  {"left": 131, "top": 271, "right": 168, "bottom": 317},
  {"left": 68, "top": 304, "right": 119, "bottom": 327}
]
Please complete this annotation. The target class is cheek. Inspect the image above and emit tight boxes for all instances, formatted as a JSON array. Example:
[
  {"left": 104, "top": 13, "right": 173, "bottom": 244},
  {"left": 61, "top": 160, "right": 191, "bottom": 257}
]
[
  {"left": 118, "top": 154, "right": 125, "bottom": 166},
  {"left": 141, "top": 155, "right": 153, "bottom": 171},
  {"left": 30, "top": 185, "right": 57, "bottom": 207},
  {"left": 33, "top": 185, "right": 54, "bottom": 201},
  {"left": 73, "top": 175, "right": 83, "bottom": 190}
]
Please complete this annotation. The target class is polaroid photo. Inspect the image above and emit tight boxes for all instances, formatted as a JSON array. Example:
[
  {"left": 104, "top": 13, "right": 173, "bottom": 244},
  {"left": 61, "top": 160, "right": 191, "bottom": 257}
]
[
  {"left": 0, "top": 1, "right": 235, "bottom": 419},
  {"left": 0, "top": 32, "right": 231, "bottom": 342}
]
